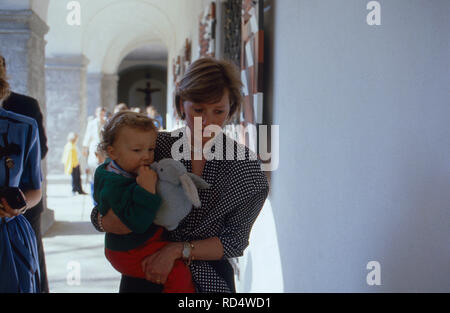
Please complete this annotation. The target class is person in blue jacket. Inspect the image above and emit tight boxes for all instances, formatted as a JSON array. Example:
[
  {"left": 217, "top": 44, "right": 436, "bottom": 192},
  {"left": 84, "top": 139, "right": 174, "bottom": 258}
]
[
  {"left": 1, "top": 54, "right": 50, "bottom": 292},
  {"left": 0, "top": 57, "right": 43, "bottom": 293}
]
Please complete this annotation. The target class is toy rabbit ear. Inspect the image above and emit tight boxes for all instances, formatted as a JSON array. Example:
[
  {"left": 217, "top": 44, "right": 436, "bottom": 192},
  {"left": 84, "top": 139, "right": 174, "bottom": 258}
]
[
  {"left": 180, "top": 174, "right": 201, "bottom": 207},
  {"left": 186, "top": 173, "right": 211, "bottom": 189}
]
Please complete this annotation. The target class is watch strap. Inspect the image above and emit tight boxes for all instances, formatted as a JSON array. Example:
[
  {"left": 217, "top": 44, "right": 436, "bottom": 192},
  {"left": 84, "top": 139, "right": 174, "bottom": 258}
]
[{"left": 182, "top": 241, "right": 195, "bottom": 265}]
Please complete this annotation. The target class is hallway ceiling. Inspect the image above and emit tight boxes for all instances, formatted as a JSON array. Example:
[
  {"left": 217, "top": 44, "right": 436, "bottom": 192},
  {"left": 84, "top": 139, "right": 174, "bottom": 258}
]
[
  {"left": 118, "top": 43, "right": 168, "bottom": 73},
  {"left": 124, "top": 44, "right": 168, "bottom": 61},
  {"left": 44, "top": 0, "right": 204, "bottom": 74}
]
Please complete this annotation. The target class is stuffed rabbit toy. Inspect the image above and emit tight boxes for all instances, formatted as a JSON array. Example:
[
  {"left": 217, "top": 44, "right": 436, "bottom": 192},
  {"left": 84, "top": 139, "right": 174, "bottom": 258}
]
[{"left": 150, "top": 158, "right": 210, "bottom": 231}]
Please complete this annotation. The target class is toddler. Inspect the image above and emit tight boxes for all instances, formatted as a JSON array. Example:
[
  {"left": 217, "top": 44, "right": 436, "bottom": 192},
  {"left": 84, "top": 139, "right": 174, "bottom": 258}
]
[{"left": 93, "top": 111, "right": 195, "bottom": 293}]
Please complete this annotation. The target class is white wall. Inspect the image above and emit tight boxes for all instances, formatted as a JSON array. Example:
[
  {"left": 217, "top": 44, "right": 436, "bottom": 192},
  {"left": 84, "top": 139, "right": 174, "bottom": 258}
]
[
  {"left": 236, "top": 199, "right": 284, "bottom": 293},
  {"left": 269, "top": 0, "right": 450, "bottom": 292},
  {"left": 31, "top": 0, "right": 49, "bottom": 22}
]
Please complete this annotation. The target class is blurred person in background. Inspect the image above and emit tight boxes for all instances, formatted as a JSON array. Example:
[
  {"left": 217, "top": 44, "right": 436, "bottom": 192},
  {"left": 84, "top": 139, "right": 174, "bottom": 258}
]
[
  {"left": 62, "top": 132, "right": 87, "bottom": 196},
  {"left": 82, "top": 106, "right": 107, "bottom": 203}
]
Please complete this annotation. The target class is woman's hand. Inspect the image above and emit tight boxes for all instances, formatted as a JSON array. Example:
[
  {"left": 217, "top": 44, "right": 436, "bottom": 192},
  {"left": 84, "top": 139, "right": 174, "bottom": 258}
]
[
  {"left": 0, "top": 196, "right": 27, "bottom": 218},
  {"left": 101, "top": 209, "right": 132, "bottom": 235},
  {"left": 141, "top": 242, "right": 183, "bottom": 284}
]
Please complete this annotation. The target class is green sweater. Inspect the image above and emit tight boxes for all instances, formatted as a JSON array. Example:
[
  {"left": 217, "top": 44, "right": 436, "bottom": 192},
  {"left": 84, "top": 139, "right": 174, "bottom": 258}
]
[{"left": 94, "top": 162, "right": 162, "bottom": 251}]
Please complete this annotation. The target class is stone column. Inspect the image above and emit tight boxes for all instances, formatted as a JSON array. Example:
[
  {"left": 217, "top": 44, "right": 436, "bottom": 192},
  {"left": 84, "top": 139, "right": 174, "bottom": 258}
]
[
  {"left": 101, "top": 73, "right": 119, "bottom": 113},
  {"left": 87, "top": 72, "right": 102, "bottom": 117},
  {"left": 0, "top": 9, "right": 53, "bottom": 234},
  {"left": 45, "top": 55, "right": 89, "bottom": 176},
  {"left": 0, "top": 10, "right": 48, "bottom": 101}
]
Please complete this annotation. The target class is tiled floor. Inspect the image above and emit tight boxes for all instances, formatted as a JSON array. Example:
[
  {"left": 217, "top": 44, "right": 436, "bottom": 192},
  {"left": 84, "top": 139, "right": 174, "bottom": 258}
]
[{"left": 43, "top": 181, "right": 121, "bottom": 293}]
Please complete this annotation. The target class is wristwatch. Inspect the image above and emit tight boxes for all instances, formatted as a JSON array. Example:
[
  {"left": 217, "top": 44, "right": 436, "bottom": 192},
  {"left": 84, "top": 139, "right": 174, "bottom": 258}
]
[{"left": 182, "top": 242, "right": 194, "bottom": 265}]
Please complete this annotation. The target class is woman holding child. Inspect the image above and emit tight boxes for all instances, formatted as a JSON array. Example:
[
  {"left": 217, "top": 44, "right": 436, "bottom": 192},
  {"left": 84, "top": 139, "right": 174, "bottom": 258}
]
[{"left": 91, "top": 57, "right": 269, "bottom": 293}]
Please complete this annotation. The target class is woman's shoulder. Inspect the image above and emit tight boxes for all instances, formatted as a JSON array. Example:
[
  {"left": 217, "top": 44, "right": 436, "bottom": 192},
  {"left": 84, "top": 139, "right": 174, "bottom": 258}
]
[
  {"left": 156, "top": 127, "right": 186, "bottom": 146},
  {"left": 155, "top": 128, "right": 183, "bottom": 159},
  {"left": 1, "top": 108, "right": 38, "bottom": 129},
  {"left": 157, "top": 129, "right": 182, "bottom": 142},
  {"left": 222, "top": 133, "right": 259, "bottom": 165},
  {"left": 220, "top": 134, "right": 269, "bottom": 192}
]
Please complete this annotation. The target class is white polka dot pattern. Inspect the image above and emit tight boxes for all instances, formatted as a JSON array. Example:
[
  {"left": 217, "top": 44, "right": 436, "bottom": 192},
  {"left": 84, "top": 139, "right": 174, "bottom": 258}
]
[
  {"left": 91, "top": 127, "right": 270, "bottom": 293},
  {"left": 155, "top": 128, "right": 269, "bottom": 293}
]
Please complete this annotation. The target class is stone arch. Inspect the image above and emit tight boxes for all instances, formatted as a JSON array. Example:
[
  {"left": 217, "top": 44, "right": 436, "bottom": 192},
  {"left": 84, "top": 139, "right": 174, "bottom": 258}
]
[
  {"left": 116, "top": 41, "right": 167, "bottom": 73},
  {"left": 116, "top": 41, "right": 168, "bottom": 128},
  {"left": 81, "top": 0, "right": 176, "bottom": 73},
  {"left": 104, "top": 37, "right": 168, "bottom": 75}
]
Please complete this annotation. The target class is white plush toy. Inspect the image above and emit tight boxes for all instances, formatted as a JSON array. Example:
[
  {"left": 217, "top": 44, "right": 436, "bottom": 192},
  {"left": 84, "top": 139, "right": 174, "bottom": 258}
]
[{"left": 150, "top": 158, "right": 210, "bottom": 231}]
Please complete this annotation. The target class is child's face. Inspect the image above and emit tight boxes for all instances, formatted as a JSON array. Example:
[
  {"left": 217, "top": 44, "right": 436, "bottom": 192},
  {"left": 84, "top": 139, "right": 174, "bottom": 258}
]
[{"left": 107, "top": 126, "right": 157, "bottom": 174}]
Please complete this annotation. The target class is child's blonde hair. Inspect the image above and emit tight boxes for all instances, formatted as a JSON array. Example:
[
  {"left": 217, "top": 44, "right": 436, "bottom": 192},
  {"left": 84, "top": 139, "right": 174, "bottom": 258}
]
[{"left": 98, "top": 111, "right": 157, "bottom": 155}]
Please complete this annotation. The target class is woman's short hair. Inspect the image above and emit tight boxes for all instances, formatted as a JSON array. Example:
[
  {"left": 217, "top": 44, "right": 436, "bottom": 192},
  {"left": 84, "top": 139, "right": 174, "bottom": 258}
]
[
  {"left": 0, "top": 55, "right": 11, "bottom": 101},
  {"left": 175, "top": 57, "right": 243, "bottom": 120},
  {"left": 98, "top": 111, "right": 157, "bottom": 155}
]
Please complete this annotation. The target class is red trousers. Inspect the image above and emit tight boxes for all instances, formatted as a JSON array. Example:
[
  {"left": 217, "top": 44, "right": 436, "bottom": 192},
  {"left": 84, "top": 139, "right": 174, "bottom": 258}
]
[{"left": 105, "top": 227, "right": 195, "bottom": 293}]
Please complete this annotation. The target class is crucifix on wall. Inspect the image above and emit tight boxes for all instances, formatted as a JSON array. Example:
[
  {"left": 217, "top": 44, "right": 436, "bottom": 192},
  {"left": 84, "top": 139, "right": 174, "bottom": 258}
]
[{"left": 136, "top": 81, "right": 161, "bottom": 107}]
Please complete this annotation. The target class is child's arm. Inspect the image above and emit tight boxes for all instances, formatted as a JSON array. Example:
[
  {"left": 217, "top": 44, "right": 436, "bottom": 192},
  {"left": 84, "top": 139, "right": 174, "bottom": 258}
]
[
  {"left": 95, "top": 167, "right": 162, "bottom": 234},
  {"left": 102, "top": 183, "right": 161, "bottom": 234}
]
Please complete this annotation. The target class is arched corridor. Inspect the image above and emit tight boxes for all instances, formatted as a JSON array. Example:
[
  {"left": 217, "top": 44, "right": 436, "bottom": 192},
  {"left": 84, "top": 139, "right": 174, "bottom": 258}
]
[
  {"left": 1, "top": 0, "right": 284, "bottom": 293},
  {"left": 1, "top": 0, "right": 450, "bottom": 293}
]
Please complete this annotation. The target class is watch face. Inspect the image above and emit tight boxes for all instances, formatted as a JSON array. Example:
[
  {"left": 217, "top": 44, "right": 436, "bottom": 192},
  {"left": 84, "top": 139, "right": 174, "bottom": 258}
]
[{"left": 183, "top": 242, "right": 191, "bottom": 259}]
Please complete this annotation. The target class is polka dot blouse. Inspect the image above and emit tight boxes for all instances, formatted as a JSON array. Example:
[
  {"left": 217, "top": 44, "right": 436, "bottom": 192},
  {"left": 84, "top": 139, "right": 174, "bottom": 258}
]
[{"left": 91, "top": 127, "right": 269, "bottom": 293}]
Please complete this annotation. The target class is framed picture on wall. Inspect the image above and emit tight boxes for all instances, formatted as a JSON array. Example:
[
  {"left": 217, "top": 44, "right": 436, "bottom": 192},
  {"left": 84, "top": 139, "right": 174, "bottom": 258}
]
[
  {"left": 240, "top": 0, "right": 264, "bottom": 151},
  {"left": 199, "top": 2, "right": 216, "bottom": 58}
]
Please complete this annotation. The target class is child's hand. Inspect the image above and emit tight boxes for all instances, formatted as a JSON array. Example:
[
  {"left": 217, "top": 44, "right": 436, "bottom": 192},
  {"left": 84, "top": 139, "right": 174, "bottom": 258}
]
[{"left": 136, "top": 165, "right": 158, "bottom": 194}]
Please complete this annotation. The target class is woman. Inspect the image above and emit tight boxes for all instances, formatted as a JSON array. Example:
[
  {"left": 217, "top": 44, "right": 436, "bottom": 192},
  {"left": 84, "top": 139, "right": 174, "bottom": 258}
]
[
  {"left": 91, "top": 57, "right": 269, "bottom": 293},
  {"left": 0, "top": 55, "right": 43, "bottom": 293},
  {"left": 1, "top": 55, "right": 50, "bottom": 293}
]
